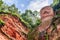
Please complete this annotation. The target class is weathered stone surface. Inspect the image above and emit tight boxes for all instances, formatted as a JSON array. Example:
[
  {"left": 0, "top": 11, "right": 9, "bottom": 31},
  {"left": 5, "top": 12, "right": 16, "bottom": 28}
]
[
  {"left": 0, "top": 31, "right": 10, "bottom": 40},
  {"left": 0, "top": 13, "right": 29, "bottom": 40}
]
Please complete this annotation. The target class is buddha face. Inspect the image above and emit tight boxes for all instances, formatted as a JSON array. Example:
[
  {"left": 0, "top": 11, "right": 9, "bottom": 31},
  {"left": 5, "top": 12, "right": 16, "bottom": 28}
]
[{"left": 40, "top": 6, "right": 54, "bottom": 22}]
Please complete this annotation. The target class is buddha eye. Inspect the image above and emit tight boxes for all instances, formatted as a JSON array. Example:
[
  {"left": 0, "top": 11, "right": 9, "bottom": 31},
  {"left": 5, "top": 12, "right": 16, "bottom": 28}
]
[{"left": 43, "top": 11, "right": 49, "bottom": 14}]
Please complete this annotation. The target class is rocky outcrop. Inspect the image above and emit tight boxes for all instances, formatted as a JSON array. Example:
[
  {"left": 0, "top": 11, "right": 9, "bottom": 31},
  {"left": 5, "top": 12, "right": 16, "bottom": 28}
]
[{"left": 0, "top": 12, "right": 29, "bottom": 40}]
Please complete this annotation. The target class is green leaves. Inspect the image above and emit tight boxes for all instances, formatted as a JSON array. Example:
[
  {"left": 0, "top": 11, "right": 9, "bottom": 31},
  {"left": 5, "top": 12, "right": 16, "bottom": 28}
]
[
  {"left": 0, "top": 0, "right": 3, "bottom": 6},
  {"left": 0, "top": 19, "right": 5, "bottom": 26},
  {"left": 21, "top": 10, "right": 41, "bottom": 29},
  {"left": 52, "top": 0, "right": 59, "bottom": 7}
]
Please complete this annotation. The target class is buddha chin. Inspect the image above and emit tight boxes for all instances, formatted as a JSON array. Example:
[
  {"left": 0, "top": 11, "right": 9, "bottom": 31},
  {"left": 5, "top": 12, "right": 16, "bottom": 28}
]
[{"left": 41, "top": 15, "right": 54, "bottom": 22}]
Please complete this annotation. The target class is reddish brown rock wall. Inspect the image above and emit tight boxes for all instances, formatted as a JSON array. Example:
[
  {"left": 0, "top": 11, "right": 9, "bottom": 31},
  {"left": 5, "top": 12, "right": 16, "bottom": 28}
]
[{"left": 0, "top": 13, "right": 29, "bottom": 40}]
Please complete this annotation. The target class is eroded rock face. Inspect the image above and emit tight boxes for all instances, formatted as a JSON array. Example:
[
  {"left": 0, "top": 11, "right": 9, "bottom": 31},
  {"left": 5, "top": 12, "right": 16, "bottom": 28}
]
[
  {"left": 0, "top": 13, "right": 29, "bottom": 40},
  {"left": 0, "top": 31, "right": 10, "bottom": 40}
]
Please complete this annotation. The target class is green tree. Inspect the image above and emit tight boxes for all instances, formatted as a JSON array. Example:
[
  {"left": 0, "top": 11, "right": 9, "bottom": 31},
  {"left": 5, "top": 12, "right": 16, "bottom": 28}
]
[
  {"left": 21, "top": 10, "right": 41, "bottom": 29},
  {"left": 51, "top": 0, "right": 59, "bottom": 7},
  {"left": 0, "top": 0, "right": 3, "bottom": 6},
  {"left": 51, "top": 0, "right": 60, "bottom": 11}
]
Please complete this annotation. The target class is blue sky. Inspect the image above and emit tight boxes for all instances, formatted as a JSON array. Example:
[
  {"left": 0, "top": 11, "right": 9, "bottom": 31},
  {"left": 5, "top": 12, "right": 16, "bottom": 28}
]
[{"left": 2, "top": 0, "right": 53, "bottom": 12}]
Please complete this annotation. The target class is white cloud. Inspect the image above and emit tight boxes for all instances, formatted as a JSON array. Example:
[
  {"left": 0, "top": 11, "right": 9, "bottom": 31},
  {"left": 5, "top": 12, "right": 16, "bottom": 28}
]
[{"left": 27, "top": 0, "right": 50, "bottom": 12}]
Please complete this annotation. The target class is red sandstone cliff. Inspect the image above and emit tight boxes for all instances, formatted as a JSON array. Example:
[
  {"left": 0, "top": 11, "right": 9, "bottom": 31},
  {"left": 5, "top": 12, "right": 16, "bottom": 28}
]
[{"left": 0, "top": 12, "right": 29, "bottom": 40}]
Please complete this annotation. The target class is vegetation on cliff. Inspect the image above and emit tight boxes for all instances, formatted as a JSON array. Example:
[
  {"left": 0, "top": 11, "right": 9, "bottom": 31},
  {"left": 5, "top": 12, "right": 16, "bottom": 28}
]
[
  {"left": 0, "top": 0, "right": 41, "bottom": 30},
  {"left": 0, "top": 19, "right": 5, "bottom": 26}
]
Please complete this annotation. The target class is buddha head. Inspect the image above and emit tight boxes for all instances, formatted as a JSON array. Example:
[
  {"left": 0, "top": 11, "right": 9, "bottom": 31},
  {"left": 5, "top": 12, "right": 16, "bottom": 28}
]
[{"left": 40, "top": 6, "right": 54, "bottom": 22}]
